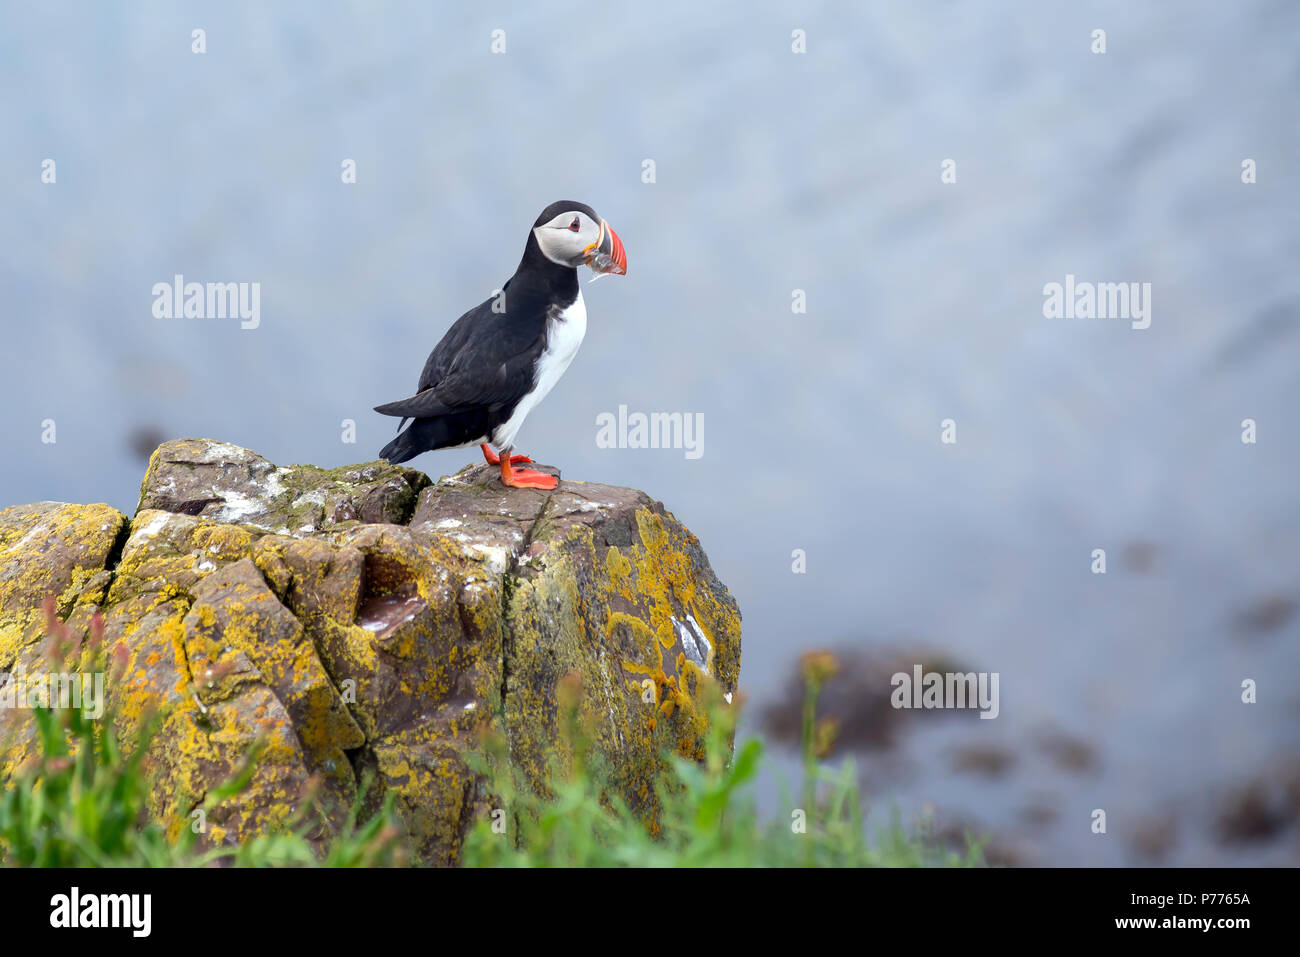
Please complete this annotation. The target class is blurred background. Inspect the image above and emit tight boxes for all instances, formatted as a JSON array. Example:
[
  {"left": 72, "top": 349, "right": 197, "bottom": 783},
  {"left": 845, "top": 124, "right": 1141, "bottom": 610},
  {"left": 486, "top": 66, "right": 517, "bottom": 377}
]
[{"left": 2, "top": 1, "right": 1297, "bottom": 865}]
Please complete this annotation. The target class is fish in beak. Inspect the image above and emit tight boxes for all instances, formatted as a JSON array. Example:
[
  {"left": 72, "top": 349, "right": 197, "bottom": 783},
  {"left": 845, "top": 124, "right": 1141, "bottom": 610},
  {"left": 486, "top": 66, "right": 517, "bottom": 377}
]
[{"left": 584, "top": 219, "right": 627, "bottom": 275}]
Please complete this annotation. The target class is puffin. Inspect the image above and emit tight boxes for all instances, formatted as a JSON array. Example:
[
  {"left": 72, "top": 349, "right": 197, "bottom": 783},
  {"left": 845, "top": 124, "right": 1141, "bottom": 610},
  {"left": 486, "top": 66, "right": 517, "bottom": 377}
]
[{"left": 373, "top": 201, "right": 626, "bottom": 489}]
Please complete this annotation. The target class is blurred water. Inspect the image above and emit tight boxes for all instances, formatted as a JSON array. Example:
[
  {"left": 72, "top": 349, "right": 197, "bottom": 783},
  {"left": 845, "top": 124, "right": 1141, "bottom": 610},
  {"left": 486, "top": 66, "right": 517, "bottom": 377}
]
[{"left": 2, "top": 1, "right": 1297, "bottom": 865}]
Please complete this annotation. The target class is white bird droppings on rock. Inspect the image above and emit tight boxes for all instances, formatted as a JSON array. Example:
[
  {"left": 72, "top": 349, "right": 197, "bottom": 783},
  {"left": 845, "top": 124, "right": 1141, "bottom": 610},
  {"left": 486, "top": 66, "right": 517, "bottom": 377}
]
[
  {"left": 469, "top": 543, "right": 508, "bottom": 575},
  {"left": 673, "top": 614, "right": 713, "bottom": 674},
  {"left": 136, "top": 512, "right": 170, "bottom": 540}
]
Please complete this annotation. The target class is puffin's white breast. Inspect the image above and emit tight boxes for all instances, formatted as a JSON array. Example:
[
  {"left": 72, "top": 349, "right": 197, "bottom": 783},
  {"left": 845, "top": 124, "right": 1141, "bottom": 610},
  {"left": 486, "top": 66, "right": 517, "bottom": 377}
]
[{"left": 491, "top": 291, "right": 587, "bottom": 450}]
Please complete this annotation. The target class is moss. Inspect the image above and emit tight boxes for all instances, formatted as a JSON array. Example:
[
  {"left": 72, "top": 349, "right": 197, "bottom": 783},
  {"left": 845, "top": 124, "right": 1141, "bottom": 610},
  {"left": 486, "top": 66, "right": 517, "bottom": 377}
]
[{"left": 135, "top": 446, "right": 163, "bottom": 516}]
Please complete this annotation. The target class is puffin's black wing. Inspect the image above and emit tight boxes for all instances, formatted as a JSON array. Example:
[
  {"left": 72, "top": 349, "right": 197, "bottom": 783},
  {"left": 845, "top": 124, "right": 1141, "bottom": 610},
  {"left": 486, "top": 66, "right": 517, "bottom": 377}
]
[
  {"left": 372, "top": 389, "right": 453, "bottom": 419},
  {"left": 373, "top": 291, "right": 547, "bottom": 419}
]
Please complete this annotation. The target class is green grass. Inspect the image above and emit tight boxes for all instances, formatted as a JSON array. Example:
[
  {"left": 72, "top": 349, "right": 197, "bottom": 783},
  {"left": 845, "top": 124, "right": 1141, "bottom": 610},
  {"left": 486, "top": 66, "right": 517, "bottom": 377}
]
[
  {"left": 1, "top": 605, "right": 979, "bottom": 867},
  {"left": 461, "top": 656, "right": 984, "bottom": 867}
]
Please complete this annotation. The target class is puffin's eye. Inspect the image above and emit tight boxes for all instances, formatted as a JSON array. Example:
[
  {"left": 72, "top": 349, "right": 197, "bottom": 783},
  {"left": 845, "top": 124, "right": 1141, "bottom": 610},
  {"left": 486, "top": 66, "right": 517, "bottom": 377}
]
[{"left": 568, "top": 218, "right": 580, "bottom": 231}]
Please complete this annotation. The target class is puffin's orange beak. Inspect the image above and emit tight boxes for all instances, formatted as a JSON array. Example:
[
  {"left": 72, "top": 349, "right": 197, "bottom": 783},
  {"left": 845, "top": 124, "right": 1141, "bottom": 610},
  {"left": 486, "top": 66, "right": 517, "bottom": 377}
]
[{"left": 584, "top": 219, "right": 627, "bottom": 275}]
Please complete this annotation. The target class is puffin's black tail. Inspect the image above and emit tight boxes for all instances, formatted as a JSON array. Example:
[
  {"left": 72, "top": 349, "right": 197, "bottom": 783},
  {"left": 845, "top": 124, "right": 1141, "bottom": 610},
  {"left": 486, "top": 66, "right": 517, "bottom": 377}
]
[
  {"left": 378, "top": 425, "right": 421, "bottom": 464},
  {"left": 378, "top": 415, "right": 467, "bottom": 464}
]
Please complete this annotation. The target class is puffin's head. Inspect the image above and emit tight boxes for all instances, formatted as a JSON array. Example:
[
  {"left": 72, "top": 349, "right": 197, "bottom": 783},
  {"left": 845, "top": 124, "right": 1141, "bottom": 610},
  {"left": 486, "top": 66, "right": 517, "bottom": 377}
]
[{"left": 531, "top": 201, "right": 627, "bottom": 276}]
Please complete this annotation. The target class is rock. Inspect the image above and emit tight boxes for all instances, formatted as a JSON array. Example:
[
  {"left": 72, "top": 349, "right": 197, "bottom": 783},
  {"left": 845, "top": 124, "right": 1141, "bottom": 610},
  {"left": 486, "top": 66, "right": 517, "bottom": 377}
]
[
  {"left": 0, "top": 438, "right": 741, "bottom": 864},
  {"left": 948, "top": 742, "right": 1017, "bottom": 777},
  {"left": 136, "top": 437, "right": 431, "bottom": 532},
  {"left": 760, "top": 646, "right": 979, "bottom": 755},
  {"left": 0, "top": 501, "right": 129, "bottom": 661},
  {"left": 1214, "top": 766, "right": 1299, "bottom": 845}
]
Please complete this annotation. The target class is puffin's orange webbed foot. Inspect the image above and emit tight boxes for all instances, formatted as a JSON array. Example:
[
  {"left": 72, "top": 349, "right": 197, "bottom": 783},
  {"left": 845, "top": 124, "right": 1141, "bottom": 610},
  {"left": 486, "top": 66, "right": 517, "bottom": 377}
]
[
  {"left": 499, "top": 454, "right": 558, "bottom": 490},
  {"left": 480, "top": 443, "right": 532, "bottom": 466}
]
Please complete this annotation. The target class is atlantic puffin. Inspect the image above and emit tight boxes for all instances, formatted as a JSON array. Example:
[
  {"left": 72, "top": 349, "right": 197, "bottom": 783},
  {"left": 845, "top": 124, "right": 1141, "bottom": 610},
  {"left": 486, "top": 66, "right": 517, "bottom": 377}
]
[{"left": 373, "top": 201, "right": 626, "bottom": 489}]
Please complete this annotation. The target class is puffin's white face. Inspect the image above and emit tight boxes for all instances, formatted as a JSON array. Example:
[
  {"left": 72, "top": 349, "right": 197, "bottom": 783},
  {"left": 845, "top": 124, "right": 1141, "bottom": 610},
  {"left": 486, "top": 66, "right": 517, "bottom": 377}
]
[{"left": 533, "top": 209, "right": 627, "bottom": 275}]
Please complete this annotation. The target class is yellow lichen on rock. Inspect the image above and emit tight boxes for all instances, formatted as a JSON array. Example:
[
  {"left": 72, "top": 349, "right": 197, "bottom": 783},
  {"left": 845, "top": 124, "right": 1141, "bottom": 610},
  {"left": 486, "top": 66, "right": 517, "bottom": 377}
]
[
  {"left": 0, "top": 502, "right": 129, "bottom": 662},
  {"left": 503, "top": 493, "right": 741, "bottom": 826},
  {"left": 0, "top": 440, "right": 741, "bottom": 864}
]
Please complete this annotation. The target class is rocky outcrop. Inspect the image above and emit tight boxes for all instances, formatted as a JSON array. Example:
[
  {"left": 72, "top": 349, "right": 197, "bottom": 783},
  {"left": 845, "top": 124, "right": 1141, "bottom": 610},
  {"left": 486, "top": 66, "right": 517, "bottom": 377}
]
[{"left": 0, "top": 439, "right": 741, "bottom": 864}]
